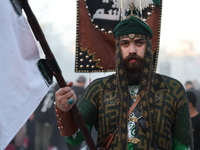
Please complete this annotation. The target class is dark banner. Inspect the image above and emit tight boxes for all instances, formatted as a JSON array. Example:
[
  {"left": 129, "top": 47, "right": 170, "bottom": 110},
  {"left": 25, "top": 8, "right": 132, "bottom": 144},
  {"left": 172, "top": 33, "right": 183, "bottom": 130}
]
[{"left": 75, "top": 0, "right": 162, "bottom": 72}]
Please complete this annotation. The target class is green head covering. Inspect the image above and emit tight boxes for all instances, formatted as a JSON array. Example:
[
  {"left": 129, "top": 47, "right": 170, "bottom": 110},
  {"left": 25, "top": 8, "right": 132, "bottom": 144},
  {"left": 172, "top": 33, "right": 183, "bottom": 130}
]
[{"left": 113, "top": 16, "right": 153, "bottom": 38}]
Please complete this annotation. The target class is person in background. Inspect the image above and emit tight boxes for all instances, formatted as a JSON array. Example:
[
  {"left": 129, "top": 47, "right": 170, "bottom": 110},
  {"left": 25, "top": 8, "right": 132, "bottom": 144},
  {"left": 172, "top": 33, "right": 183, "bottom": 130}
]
[
  {"left": 26, "top": 114, "right": 35, "bottom": 150},
  {"left": 54, "top": 5, "right": 193, "bottom": 150},
  {"left": 34, "top": 88, "right": 55, "bottom": 150},
  {"left": 193, "top": 80, "right": 200, "bottom": 90},
  {"left": 71, "top": 76, "right": 98, "bottom": 150},
  {"left": 185, "top": 80, "right": 200, "bottom": 113},
  {"left": 13, "top": 124, "right": 27, "bottom": 150},
  {"left": 186, "top": 91, "right": 200, "bottom": 150},
  {"left": 71, "top": 76, "right": 86, "bottom": 107}
]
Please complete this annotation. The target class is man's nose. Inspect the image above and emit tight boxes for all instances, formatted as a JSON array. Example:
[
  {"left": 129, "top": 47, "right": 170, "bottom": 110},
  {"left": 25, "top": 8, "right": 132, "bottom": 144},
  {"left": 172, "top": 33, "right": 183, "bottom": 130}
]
[{"left": 129, "top": 44, "right": 137, "bottom": 54}]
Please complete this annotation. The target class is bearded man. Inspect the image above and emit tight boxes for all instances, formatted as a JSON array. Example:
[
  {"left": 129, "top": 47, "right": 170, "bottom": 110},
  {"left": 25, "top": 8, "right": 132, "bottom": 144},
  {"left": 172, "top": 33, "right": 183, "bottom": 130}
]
[{"left": 54, "top": 9, "right": 193, "bottom": 150}]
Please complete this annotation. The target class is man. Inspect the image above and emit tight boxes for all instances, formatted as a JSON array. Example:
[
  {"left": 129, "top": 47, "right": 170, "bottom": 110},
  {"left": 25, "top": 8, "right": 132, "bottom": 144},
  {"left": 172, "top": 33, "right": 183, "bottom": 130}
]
[
  {"left": 185, "top": 80, "right": 200, "bottom": 113},
  {"left": 54, "top": 6, "right": 193, "bottom": 150},
  {"left": 186, "top": 91, "right": 200, "bottom": 150}
]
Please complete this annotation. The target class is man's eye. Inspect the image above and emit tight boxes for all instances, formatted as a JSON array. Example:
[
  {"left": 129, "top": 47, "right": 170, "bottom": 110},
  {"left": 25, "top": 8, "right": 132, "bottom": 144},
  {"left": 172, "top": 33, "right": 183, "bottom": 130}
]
[
  {"left": 121, "top": 42, "right": 129, "bottom": 46},
  {"left": 136, "top": 41, "right": 145, "bottom": 46}
]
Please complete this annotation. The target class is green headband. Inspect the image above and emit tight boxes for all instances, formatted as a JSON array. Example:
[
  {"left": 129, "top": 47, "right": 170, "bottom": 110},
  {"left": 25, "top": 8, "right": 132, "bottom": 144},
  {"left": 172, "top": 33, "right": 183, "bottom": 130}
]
[{"left": 113, "top": 16, "right": 153, "bottom": 38}]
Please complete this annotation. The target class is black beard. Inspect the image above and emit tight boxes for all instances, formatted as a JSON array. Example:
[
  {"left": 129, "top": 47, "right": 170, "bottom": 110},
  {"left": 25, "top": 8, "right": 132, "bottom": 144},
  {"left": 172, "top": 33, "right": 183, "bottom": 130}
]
[{"left": 124, "top": 53, "right": 143, "bottom": 85}]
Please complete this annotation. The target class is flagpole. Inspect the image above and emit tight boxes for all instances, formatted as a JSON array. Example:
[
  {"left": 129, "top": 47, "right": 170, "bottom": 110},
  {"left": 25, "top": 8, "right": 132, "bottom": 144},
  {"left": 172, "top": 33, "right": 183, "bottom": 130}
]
[{"left": 19, "top": 0, "right": 96, "bottom": 149}]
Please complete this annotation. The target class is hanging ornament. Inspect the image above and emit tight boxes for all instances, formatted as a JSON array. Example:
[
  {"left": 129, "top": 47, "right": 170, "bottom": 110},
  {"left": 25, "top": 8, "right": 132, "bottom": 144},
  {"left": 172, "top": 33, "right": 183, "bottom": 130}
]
[{"left": 117, "top": 0, "right": 154, "bottom": 12}]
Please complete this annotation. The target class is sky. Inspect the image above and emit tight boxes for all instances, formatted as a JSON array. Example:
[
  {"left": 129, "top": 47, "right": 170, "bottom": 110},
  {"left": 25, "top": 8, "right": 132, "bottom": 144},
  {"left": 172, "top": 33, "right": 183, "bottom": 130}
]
[
  {"left": 27, "top": 0, "right": 200, "bottom": 86},
  {"left": 160, "top": 0, "right": 200, "bottom": 51}
]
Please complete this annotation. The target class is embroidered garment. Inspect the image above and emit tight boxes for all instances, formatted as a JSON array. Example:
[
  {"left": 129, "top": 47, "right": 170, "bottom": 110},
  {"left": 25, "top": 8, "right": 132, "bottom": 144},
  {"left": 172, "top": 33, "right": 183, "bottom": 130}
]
[
  {"left": 64, "top": 73, "right": 192, "bottom": 150},
  {"left": 63, "top": 33, "right": 192, "bottom": 150},
  {"left": 63, "top": 13, "right": 192, "bottom": 150}
]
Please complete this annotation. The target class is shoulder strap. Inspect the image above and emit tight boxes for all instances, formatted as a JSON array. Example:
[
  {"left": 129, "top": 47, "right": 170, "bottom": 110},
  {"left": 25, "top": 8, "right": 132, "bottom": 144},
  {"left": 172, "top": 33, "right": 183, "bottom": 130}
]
[
  {"left": 128, "top": 96, "right": 160, "bottom": 150},
  {"left": 128, "top": 96, "right": 140, "bottom": 116}
]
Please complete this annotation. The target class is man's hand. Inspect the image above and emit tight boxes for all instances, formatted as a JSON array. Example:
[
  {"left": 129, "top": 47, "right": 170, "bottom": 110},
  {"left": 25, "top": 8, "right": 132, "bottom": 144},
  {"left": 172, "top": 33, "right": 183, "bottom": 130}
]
[{"left": 55, "top": 81, "right": 77, "bottom": 112}]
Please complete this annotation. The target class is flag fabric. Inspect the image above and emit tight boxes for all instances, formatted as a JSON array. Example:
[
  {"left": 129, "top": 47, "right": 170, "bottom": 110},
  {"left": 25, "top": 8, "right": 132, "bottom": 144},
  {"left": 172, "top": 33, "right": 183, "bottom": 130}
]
[
  {"left": 0, "top": 0, "right": 49, "bottom": 149},
  {"left": 75, "top": 0, "right": 162, "bottom": 73}
]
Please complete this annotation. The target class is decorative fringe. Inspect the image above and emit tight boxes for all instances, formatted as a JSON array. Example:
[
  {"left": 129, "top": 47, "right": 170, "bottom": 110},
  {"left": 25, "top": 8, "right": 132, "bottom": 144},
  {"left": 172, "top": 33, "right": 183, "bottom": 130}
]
[{"left": 117, "top": 0, "right": 154, "bottom": 11}]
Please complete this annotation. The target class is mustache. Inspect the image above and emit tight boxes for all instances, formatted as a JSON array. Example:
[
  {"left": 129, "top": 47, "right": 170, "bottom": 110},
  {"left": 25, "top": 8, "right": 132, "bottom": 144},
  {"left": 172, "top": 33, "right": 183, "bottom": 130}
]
[{"left": 125, "top": 53, "right": 143, "bottom": 62}]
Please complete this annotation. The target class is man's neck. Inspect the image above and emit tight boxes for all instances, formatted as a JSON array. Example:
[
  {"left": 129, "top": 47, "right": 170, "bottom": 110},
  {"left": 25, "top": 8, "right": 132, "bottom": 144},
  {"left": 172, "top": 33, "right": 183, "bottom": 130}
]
[
  {"left": 190, "top": 108, "right": 199, "bottom": 118},
  {"left": 75, "top": 82, "right": 85, "bottom": 87}
]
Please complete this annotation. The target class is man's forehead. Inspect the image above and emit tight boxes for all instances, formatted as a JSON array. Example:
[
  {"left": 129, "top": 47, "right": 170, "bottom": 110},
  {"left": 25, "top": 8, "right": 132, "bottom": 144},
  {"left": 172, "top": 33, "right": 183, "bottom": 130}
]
[
  {"left": 119, "top": 34, "right": 144, "bottom": 40},
  {"left": 120, "top": 36, "right": 145, "bottom": 42}
]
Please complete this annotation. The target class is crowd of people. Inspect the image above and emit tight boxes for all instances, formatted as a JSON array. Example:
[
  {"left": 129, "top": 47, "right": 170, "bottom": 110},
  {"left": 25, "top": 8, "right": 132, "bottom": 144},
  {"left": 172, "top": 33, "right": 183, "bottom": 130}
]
[
  {"left": 185, "top": 80, "right": 200, "bottom": 150},
  {"left": 5, "top": 76, "right": 87, "bottom": 150},
  {"left": 6, "top": 78, "right": 200, "bottom": 150}
]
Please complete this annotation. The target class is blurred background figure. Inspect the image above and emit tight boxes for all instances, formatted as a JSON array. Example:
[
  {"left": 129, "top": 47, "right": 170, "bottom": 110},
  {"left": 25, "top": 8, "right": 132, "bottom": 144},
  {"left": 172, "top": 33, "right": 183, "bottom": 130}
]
[
  {"left": 5, "top": 116, "right": 33, "bottom": 150},
  {"left": 72, "top": 76, "right": 98, "bottom": 150},
  {"left": 34, "top": 87, "right": 55, "bottom": 150},
  {"left": 13, "top": 124, "right": 27, "bottom": 150},
  {"left": 186, "top": 91, "right": 200, "bottom": 150},
  {"left": 71, "top": 76, "right": 86, "bottom": 107},
  {"left": 26, "top": 114, "right": 35, "bottom": 150},
  {"left": 7, "top": 77, "right": 88, "bottom": 150},
  {"left": 185, "top": 80, "right": 200, "bottom": 113},
  {"left": 193, "top": 80, "right": 200, "bottom": 90}
]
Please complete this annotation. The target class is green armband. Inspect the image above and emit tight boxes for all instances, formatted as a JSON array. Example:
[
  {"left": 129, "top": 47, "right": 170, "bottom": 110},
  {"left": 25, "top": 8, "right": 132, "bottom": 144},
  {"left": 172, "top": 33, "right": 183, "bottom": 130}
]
[{"left": 64, "top": 124, "right": 92, "bottom": 146}]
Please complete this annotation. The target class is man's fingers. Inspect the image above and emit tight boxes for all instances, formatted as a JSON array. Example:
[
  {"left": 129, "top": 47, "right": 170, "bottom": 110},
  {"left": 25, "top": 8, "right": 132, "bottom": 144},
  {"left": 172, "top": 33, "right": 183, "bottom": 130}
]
[
  {"left": 55, "top": 81, "right": 77, "bottom": 112},
  {"left": 56, "top": 86, "right": 72, "bottom": 96},
  {"left": 67, "top": 81, "right": 73, "bottom": 87}
]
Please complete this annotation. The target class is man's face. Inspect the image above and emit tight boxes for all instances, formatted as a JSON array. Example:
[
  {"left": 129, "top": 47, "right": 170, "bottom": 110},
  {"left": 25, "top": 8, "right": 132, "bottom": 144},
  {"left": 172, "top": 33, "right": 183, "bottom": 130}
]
[
  {"left": 120, "top": 36, "right": 146, "bottom": 71},
  {"left": 185, "top": 84, "right": 193, "bottom": 90}
]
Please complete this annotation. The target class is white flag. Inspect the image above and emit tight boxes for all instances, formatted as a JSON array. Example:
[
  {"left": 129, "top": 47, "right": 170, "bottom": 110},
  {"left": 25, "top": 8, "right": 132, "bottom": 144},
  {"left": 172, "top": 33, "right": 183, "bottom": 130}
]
[{"left": 0, "top": 0, "right": 49, "bottom": 149}]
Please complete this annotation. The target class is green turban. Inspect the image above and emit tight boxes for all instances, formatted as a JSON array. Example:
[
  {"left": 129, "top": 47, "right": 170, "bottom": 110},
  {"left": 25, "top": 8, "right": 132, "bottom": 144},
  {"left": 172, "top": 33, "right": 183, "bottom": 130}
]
[{"left": 113, "top": 16, "right": 152, "bottom": 38}]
